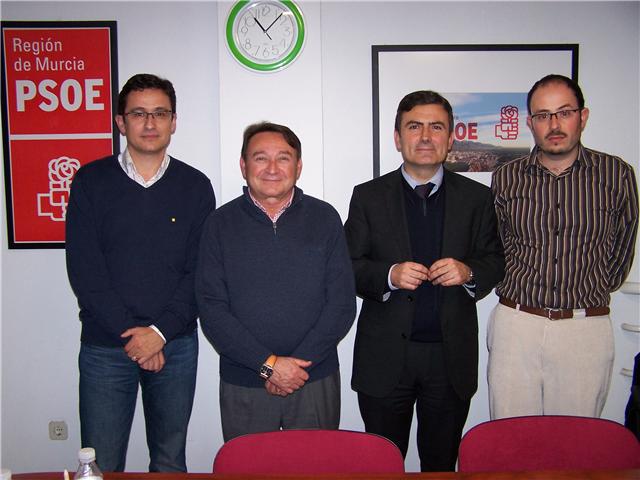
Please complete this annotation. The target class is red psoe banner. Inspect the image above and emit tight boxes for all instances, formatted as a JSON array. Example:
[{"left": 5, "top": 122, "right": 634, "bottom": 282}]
[{"left": 2, "top": 21, "right": 118, "bottom": 248}]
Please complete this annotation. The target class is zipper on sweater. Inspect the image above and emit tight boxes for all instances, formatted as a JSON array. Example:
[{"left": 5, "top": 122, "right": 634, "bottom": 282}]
[{"left": 272, "top": 222, "right": 277, "bottom": 235}]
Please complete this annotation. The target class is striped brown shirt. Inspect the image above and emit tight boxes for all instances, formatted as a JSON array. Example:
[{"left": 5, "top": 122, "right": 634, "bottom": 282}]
[{"left": 491, "top": 145, "right": 639, "bottom": 309}]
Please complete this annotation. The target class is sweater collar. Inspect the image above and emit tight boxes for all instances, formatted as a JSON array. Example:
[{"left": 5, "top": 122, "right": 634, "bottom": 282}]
[{"left": 242, "top": 186, "right": 304, "bottom": 222}]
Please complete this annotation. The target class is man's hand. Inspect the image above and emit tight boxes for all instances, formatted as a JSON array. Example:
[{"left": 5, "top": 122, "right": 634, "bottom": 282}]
[
  {"left": 265, "top": 380, "right": 288, "bottom": 397},
  {"left": 268, "top": 356, "right": 312, "bottom": 394},
  {"left": 390, "top": 262, "right": 430, "bottom": 290},
  {"left": 121, "top": 327, "right": 165, "bottom": 364},
  {"left": 428, "top": 258, "right": 472, "bottom": 286},
  {"left": 139, "top": 351, "right": 165, "bottom": 373}
]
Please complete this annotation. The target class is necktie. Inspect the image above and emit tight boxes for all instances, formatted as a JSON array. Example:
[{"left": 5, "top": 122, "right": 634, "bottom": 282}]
[{"left": 414, "top": 182, "right": 435, "bottom": 199}]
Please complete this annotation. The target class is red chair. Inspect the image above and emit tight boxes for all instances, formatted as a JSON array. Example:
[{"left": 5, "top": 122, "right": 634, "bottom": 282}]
[
  {"left": 458, "top": 415, "right": 640, "bottom": 472},
  {"left": 213, "top": 429, "right": 405, "bottom": 474}
]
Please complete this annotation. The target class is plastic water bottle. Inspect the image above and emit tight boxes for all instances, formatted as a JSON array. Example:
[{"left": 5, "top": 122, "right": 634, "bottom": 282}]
[{"left": 74, "top": 448, "right": 103, "bottom": 480}]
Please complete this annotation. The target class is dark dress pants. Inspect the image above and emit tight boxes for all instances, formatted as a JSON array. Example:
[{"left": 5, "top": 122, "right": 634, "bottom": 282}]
[{"left": 357, "top": 342, "right": 470, "bottom": 472}]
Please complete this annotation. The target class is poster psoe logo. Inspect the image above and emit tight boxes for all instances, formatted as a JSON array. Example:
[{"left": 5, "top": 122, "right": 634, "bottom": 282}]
[
  {"left": 37, "top": 156, "right": 80, "bottom": 221},
  {"left": 495, "top": 105, "right": 519, "bottom": 140}
]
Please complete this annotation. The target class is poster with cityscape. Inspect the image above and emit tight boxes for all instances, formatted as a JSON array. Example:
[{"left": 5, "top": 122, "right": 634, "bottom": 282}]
[
  {"left": 372, "top": 44, "right": 578, "bottom": 181},
  {"left": 445, "top": 92, "right": 531, "bottom": 173}
]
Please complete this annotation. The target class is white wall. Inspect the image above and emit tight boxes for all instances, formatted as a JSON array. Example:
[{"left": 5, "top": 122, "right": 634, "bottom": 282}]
[{"left": 2, "top": 1, "right": 639, "bottom": 473}]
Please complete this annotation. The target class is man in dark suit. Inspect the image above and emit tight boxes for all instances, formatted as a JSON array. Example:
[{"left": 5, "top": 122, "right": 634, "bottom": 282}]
[{"left": 344, "top": 90, "right": 504, "bottom": 472}]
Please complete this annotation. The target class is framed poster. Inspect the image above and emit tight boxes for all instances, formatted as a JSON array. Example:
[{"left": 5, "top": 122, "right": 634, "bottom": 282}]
[
  {"left": 2, "top": 21, "right": 119, "bottom": 249},
  {"left": 372, "top": 44, "right": 578, "bottom": 183}
]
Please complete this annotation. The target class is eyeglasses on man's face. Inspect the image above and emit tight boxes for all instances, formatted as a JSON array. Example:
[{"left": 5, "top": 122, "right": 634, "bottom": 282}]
[
  {"left": 124, "top": 110, "right": 174, "bottom": 122},
  {"left": 530, "top": 108, "right": 581, "bottom": 124}
]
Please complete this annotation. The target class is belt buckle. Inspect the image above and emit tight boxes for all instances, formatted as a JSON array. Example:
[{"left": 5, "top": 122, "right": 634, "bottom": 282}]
[{"left": 547, "top": 308, "right": 565, "bottom": 320}]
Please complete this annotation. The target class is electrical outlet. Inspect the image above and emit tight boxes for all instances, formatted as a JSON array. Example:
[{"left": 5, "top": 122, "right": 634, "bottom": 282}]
[{"left": 48, "top": 420, "right": 68, "bottom": 440}]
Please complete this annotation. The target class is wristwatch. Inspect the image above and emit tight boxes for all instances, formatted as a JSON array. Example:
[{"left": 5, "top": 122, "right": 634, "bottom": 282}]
[
  {"left": 259, "top": 354, "right": 278, "bottom": 379},
  {"left": 465, "top": 268, "right": 476, "bottom": 287}
]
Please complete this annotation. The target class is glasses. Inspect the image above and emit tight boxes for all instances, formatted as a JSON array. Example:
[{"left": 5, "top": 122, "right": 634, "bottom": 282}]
[
  {"left": 530, "top": 108, "right": 580, "bottom": 124},
  {"left": 124, "top": 110, "right": 173, "bottom": 122}
]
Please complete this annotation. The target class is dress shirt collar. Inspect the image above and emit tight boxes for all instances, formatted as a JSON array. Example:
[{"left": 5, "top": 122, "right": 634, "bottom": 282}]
[
  {"left": 118, "top": 148, "right": 171, "bottom": 188},
  {"left": 525, "top": 143, "right": 593, "bottom": 174},
  {"left": 401, "top": 164, "right": 444, "bottom": 197},
  {"left": 247, "top": 187, "right": 295, "bottom": 223}
]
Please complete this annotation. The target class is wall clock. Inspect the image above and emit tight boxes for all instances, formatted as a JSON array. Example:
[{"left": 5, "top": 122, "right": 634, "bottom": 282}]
[{"left": 226, "top": 0, "right": 305, "bottom": 72}]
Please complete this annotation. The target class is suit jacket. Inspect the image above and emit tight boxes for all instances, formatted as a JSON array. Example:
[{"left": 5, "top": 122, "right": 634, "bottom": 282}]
[{"left": 344, "top": 168, "right": 504, "bottom": 401}]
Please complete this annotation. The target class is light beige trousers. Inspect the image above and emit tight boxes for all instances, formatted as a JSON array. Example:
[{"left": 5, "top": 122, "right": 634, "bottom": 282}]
[{"left": 487, "top": 303, "right": 614, "bottom": 419}]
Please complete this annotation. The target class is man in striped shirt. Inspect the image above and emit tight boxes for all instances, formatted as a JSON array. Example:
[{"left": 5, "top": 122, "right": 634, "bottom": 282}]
[{"left": 489, "top": 74, "right": 639, "bottom": 419}]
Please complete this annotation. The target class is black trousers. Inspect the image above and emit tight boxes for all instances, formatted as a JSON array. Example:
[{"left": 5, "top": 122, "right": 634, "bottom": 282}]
[{"left": 357, "top": 342, "right": 470, "bottom": 472}]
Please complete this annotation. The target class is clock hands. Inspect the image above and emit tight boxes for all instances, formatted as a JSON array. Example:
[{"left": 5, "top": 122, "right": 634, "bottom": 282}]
[
  {"left": 252, "top": 12, "right": 283, "bottom": 41},
  {"left": 264, "top": 13, "right": 283, "bottom": 33},
  {"left": 252, "top": 16, "right": 272, "bottom": 40}
]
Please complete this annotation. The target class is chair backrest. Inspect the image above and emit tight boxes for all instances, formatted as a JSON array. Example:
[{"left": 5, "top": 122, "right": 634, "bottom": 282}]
[
  {"left": 213, "top": 429, "right": 405, "bottom": 474},
  {"left": 458, "top": 415, "right": 640, "bottom": 472}
]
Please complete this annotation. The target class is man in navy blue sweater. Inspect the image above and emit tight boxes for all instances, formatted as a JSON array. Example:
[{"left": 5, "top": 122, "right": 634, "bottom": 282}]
[
  {"left": 66, "top": 74, "right": 215, "bottom": 472},
  {"left": 196, "top": 122, "right": 355, "bottom": 441}
]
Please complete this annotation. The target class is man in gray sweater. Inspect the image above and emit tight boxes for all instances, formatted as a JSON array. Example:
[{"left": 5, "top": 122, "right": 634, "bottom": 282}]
[{"left": 196, "top": 122, "right": 355, "bottom": 441}]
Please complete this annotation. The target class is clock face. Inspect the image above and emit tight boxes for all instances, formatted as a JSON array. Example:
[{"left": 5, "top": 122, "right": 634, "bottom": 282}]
[{"left": 227, "top": 0, "right": 305, "bottom": 72}]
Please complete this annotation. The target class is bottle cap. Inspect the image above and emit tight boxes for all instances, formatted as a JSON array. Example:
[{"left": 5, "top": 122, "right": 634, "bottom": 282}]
[{"left": 78, "top": 448, "right": 96, "bottom": 462}]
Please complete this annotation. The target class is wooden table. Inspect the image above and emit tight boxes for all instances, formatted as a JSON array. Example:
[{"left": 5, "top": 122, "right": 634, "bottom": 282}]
[{"left": 13, "top": 470, "right": 640, "bottom": 480}]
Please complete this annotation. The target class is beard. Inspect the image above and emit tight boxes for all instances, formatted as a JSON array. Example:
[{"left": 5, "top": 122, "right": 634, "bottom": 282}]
[{"left": 538, "top": 129, "right": 580, "bottom": 157}]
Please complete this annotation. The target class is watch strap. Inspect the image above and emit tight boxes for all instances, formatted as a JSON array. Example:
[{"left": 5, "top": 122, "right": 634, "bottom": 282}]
[
  {"left": 264, "top": 354, "right": 277, "bottom": 368},
  {"left": 259, "top": 354, "right": 278, "bottom": 380}
]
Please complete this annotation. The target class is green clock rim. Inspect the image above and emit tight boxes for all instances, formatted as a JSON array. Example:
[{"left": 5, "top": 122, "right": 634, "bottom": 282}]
[{"left": 226, "top": 0, "right": 305, "bottom": 72}]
